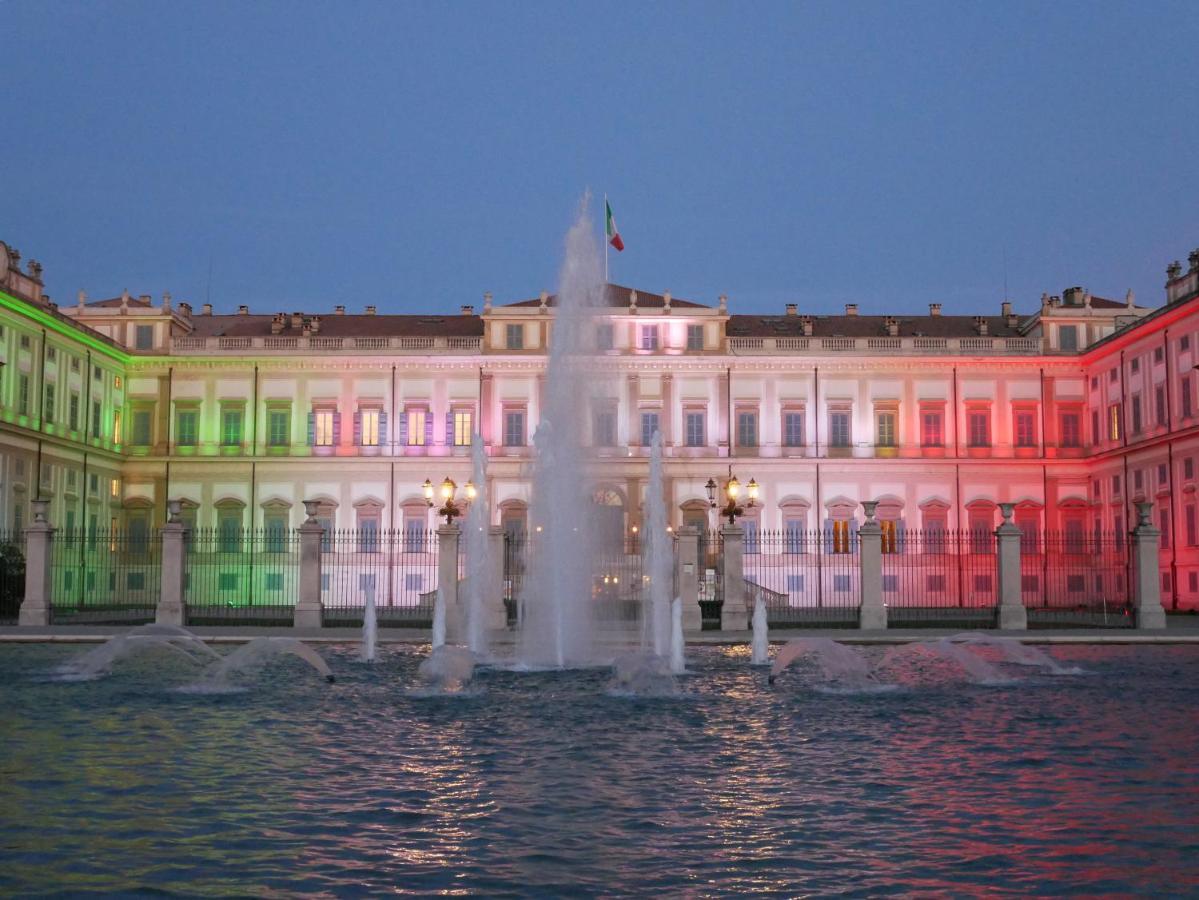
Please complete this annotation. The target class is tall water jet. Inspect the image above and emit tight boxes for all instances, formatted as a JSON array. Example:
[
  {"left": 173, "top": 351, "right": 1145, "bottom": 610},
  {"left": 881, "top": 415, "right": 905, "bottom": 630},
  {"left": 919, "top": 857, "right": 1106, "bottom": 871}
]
[
  {"left": 518, "top": 196, "right": 606, "bottom": 668},
  {"left": 462, "top": 433, "right": 493, "bottom": 658},
  {"left": 751, "top": 596, "right": 769, "bottom": 666},
  {"left": 431, "top": 586, "right": 447, "bottom": 650},
  {"left": 361, "top": 584, "right": 377, "bottom": 663},
  {"left": 643, "top": 431, "right": 672, "bottom": 658},
  {"left": 669, "top": 596, "right": 686, "bottom": 674}
]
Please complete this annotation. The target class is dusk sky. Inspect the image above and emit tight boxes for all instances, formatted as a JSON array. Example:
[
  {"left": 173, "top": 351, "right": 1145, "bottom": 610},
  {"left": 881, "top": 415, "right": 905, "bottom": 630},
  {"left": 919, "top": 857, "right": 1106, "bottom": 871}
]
[{"left": 4, "top": 1, "right": 1197, "bottom": 317}]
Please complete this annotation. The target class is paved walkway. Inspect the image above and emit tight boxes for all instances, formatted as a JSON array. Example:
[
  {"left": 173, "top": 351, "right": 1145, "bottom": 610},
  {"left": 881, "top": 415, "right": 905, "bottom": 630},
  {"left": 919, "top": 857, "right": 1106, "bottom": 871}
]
[{"left": 2, "top": 618, "right": 1199, "bottom": 645}]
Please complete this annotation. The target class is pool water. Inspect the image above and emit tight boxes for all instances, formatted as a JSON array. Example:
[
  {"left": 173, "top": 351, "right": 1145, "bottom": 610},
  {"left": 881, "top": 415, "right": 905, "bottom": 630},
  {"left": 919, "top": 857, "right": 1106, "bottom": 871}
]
[{"left": 2, "top": 642, "right": 1198, "bottom": 896}]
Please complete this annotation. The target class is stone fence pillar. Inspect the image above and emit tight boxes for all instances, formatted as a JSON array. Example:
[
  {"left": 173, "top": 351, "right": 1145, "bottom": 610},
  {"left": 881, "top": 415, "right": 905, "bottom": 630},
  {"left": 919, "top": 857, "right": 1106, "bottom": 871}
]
[
  {"left": 156, "top": 499, "right": 188, "bottom": 627},
  {"left": 858, "top": 501, "right": 886, "bottom": 630},
  {"left": 995, "top": 502, "right": 1027, "bottom": 630},
  {"left": 294, "top": 500, "right": 324, "bottom": 629},
  {"left": 18, "top": 499, "right": 53, "bottom": 627},
  {"left": 438, "top": 524, "right": 463, "bottom": 641},
  {"left": 487, "top": 526, "right": 508, "bottom": 630},
  {"left": 675, "top": 525, "right": 702, "bottom": 632},
  {"left": 719, "top": 524, "right": 747, "bottom": 631},
  {"left": 1132, "top": 501, "right": 1166, "bottom": 629}
]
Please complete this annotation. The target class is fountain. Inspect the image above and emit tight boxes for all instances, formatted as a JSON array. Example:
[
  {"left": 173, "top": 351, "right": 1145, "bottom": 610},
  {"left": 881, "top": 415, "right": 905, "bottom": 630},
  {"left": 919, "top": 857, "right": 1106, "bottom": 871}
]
[
  {"left": 643, "top": 431, "right": 673, "bottom": 659},
  {"left": 431, "top": 584, "right": 447, "bottom": 650},
  {"left": 750, "top": 596, "right": 769, "bottom": 666},
  {"left": 361, "top": 584, "right": 378, "bottom": 663},
  {"left": 462, "top": 433, "right": 493, "bottom": 659},
  {"left": 417, "top": 645, "right": 477, "bottom": 692},
  {"left": 609, "top": 651, "right": 679, "bottom": 696},
  {"left": 769, "top": 637, "right": 883, "bottom": 690},
  {"left": 182, "top": 637, "right": 334, "bottom": 691},
  {"left": 669, "top": 596, "right": 686, "bottom": 675},
  {"left": 946, "top": 632, "right": 1084, "bottom": 675},
  {"left": 881, "top": 639, "right": 1013, "bottom": 685},
  {"left": 53, "top": 623, "right": 220, "bottom": 681},
  {"left": 517, "top": 196, "right": 607, "bottom": 668}
]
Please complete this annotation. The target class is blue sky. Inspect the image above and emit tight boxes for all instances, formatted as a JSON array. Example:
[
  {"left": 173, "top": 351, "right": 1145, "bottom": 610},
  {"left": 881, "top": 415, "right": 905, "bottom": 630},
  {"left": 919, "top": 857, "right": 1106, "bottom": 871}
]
[{"left": 3, "top": 1, "right": 1197, "bottom": 316}]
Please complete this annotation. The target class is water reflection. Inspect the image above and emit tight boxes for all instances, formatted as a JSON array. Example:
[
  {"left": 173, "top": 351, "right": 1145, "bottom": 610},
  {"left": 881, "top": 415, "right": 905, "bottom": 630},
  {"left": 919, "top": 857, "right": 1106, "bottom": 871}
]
[{"left": 1, "top": 643, "right": 1197, "bottom": 895}]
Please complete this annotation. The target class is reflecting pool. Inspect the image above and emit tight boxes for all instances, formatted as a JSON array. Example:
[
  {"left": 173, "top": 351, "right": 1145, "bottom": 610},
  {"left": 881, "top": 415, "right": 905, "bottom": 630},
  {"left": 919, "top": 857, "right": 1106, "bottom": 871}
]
[{"left": 2, "top": 643, "right": 1198, "bottom": 895}]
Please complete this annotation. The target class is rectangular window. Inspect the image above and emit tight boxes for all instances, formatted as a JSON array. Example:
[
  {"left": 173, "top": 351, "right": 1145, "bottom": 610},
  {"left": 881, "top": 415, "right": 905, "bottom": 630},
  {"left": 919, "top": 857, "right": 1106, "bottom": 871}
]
[
  {"left": 1059, "top": 325, "right": 1078, "bottom": 351},
  {"left": 358, "top": 518, "right": 380, "bottom": 553},
  {"left": 1134, "top": 469, "right": 1143, "bottom": 492},
  {"left": 921, "top": 410, "right": 943, "bottom": 447},
  {"left": 831, "top": 520, "right": 851, "bottom": 554},
  {"left": 1156, "top": 386, "right": 1167, "bottom": 426},
  {"left": 1060, "top": 412, "right": 1080, "bottom": 448},
  {"left": 594, "top": 409, "right": 617, "bottom": 447},
  {"left": 135, "top": 324, "right": 153, "bottom": 349},
  {"left": 1187, "top": 506, "right": 1197, "bottom": 547},
  {"left": 176, "top": 410, "right": 198, "bottom": 446},
  {"left": 1110, "top": 368, "right": 1118, "bottom": 383},
  {"left": 1112, "top": 474, "right": 1122, "bottom": 495},
  {"left": 220, "top": 408, "right": 243, "bottom": 446},
  {"left": 113, "top": 410, "right": 122, "bottom": 444},
  {"left": 314, "top": 410, "right": 335, "bottom": 446},
  {"left": 829, "top": 411, "right": 851, "bottom": 448},
  {"left": 596, "top": 323, "right": 614, "bottom": 351},
  {"left": 43, "top": 383, "right": 55, "bottom": 423},
  {"left": 1183, "top": 335, "right": 1191, "bottom": 351},
  {"left": 1091, "top": 410, "right": 1100, "bottom": 444},
  {"left": 1014, "top": 410, "right": 1036, "bottom": 448},
  {"left": 267, "top": 409, "right": 290, "bottom": 446},
  {"left": 1131, "top": 395, "right": 1142, "bottom": 434},
  {"left": 737, "top": 410, "right": 758, "bottom": 448},
  {"left": 503, "top": 409, "right": 525, "bottom": 447},
  {"left": 686, "top": 324, "right": 704, "bottom": 351},
  {"left": 1155, "top": 347, "right": 1164, "bottom": 364},
  {"left": 264, "top": 514, "right": 289, "bottom": 553},
  {"left": 640, "top": 325, "right": 660, "bottom": 351},
  {"left": 218, "top": 514, "right": 242, "bottom": 553},
  {"left": 1183, "top": 378, "right": 1193, "bottom": 418},
  {"left": 1108, "top": 404, "right": 1121, "bottom": 442},
  {"left": 505, "top": 323, "right": 524, "bottom": 350},
  {"left": 967, "top": 411, "right": 990, "bottom": 447},
  {"left": 406, "top": 408, "right": 427, "bottom": 446},
  {"left": 131, "top": 409, "right": 152, "bottom": 446},
  {"left": 876, "top": 411, "right": 896, "bottom": 447},
  {"left": 640, "top": 411, "right": 660, "bottom": 447},
  {"left": 68, "top": 393, "right": 80, "bottom": 431},
  {"left": 92, "top": 400, "right": 102, "bottom": 439},
  {"left": 1158, "top": 463, "right": 1168, "bottom": 486},
  {"left": 17, "top": 374, "right": 29, "bottom": 415},
  {"left": 452, "top": 409, "right": 473, "bottom": 446},
  {"left": 783, "top": 411, "right": 805, "bottom": 447},
  {"left": 360, "top": 409, "right": 380, "bottom": 446},
  {"left": 1160, "top": 510, "right": 1171, "bottom": 549},
  {"left": 1187, "top": 457, "right": 1195, "bottom": 480},
  {"left": 1131, "top": 357, "right": 1140, "bottom": 374},
  {"left": 685, "top": 411, "right": 705, "bottom": 447}
]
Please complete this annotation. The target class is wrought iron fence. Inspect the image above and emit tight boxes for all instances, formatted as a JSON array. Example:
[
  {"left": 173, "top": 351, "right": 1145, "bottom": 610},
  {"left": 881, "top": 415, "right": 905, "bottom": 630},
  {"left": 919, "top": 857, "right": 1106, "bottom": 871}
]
[
  {"left": 185, "top": 528, "right": 298, "bottom": 625},
  {"left": 0, "top": 528, "right": 26, "bottom": 624},
  {"left": 1022, "top": 530, "right": 1133, "bottom": 628},
  {"left": 742, "top": 530, "right": 861, "bottom": 628},
  {"left": 882, "top": 529, "right": 998, "bottom": 628},
  {"left": 49, "top": 528, "right": 162, "bottom": 624},
  {"left": 699, "top": 531, "right": 724, "bottom": 629},
  {"left": 321, "top": 528, "right": 442, "bottom": 627}
]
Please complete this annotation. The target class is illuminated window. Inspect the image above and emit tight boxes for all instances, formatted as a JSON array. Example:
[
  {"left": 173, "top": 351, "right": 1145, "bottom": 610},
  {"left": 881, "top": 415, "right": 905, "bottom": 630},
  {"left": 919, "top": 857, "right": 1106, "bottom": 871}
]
[
  {"left": 360, "top": 409, "right": 380, "bottom": 446},
  {"left": 406, "top": 408, "right": 427, "bottom": 446},
  {"left": 114, "top": 376, "right": 122, "bottom": 389},
  {"left": 452, "top": 409, "right": 473, "bottom": 446},
  {"left": 112, "top": 410, "right": 122, "bottom": 444},
  {"left": 110, "top": 478, "right": 119, "bottom": 498},
  {"left": 881, "top": 519, "right": 898, "bottom": 553},
  {"left": 1108, "top": 403, "right": 1121, "bottom": 441},
  {"left": 831, "top": 520, "right": 851, "bottom": 554},
  {"left": 313, "top": 410, "right": 335, "bottom": 446}
]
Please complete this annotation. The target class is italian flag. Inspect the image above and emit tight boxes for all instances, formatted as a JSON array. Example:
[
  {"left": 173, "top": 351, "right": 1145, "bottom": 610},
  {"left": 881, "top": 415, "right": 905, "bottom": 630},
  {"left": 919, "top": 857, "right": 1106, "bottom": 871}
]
[{"left": 606, "top": 200, "right": 624, "bottom": 252}]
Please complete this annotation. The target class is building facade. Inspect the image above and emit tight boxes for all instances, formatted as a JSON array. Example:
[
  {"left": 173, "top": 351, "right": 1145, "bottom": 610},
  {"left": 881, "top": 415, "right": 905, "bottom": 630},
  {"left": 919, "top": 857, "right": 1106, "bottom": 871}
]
[{"left": 3, "top": 238, "right": 1199, "bottom": 610}]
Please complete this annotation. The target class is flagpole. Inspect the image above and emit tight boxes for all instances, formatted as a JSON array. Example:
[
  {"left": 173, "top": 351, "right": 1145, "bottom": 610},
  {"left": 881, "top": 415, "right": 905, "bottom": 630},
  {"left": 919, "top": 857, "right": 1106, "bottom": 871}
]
[{"left": 603, "top": 192, "right": 609, "bottom": 285}]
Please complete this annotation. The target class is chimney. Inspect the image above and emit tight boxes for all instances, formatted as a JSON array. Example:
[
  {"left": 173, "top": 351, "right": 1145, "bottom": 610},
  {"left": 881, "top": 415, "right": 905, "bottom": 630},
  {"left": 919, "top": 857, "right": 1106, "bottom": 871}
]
[
  {"left": 973, "top": 316, "right": 989, "bottom": 335},
  {"left": 237, "top": 305, "right": 249, "bottom": 315},
  {"left": 483, "top": 291, "right": 493, "bottom": 314},
  {"left": 202, "top": 303, "right": 213, "bottom": 316},
  {"left": 628, "top": 290, "right": 638, "bottom": 314},
  {"left": 77, "top": 290, "right": 86, "bottom": 310},
  {"left": 162, "top": 291, "right": 172, "bottom": 312},
  {"left": 1006, "top": 310, "right": 1019, "bottom": 328},
  {"left": 928, "top": 303, "right": 942, "bottom": 317},
  {"left": 800, "top": 315, "right": 814, "bottom": 337},
  {"left": 844, "top": 303, "right": 858, "bottom": 316},
  {"left": 334, "top": 304, "right": 345, "bottom": 315},
  {"left": 460, "top": 305, "right": 474, "bottom": 316},
  {"left": 1189, "top": 249, "right": 1199, "bottom": 273},
  {"left": 1049, "top": 295, "right": 1061, "bottom": 307},
  {"left": 883, "top": 316, "right": 899, "bottom": 336},
  {"left": 1126, "top": 288, "right": 1136, "bottom": 309},
  {"left": 271, "top": 314, "right": 285, "bottom": 335},
  {"left": 309, "top": 315, "right": 321, "bottom": 334},
  {"left": 539, "top": 291, "right": 549, "bottom": 313},
  {"left": 785, "top": 303, "right": 798, "bottom": 316},
  {"left": 1001, "top": 300, "right": 1012, "bottom": 317},
  {"left": 365, "top": 305, "right": 377, "bottom": 316},
  {"left": 291, "top": 311, "right": 303, "bottom": 329},
  {"left": 178, "top": 302, "right": 192, "bottom": 318},
  {"left": 718, "top": 294, "right": 728, "bottom": 314},
  {"left": 139, "top": 294, "right": 152, "bottom": 307},
  {"left": 1063, "top": 286, "right": 1084, "bottom": 306}
]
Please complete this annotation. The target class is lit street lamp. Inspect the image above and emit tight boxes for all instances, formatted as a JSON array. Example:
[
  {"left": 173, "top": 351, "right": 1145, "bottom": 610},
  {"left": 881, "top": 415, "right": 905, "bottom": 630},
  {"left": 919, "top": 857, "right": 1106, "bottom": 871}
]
[
  {"left": 425, "top": 476, "right": 464, "bottom": 525},
  {"left": 708, "top": 469, "right": 758, "bottom": 526}
]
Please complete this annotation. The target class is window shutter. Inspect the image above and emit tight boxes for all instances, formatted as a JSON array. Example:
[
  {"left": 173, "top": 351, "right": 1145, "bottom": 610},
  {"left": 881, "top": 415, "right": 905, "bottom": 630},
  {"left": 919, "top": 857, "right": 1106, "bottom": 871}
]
[
  {"left": 353, "top": 411, "right": 362, "bottom": 446},
  {"left": 446, "top": 410, "right": 454, "bottom": 446},
  {"left": 424, "top": 410, "right": 433, "bottom": 446},
  {"left": 378, "top": 411, "right": 388, "bottom": 447},
  {"left": 849, "top": 518, "right": 859, "bottom": 551},
  {"left": 307, "top": 412, "right": 315, "bottom": 446},
  {"left": 822, "top": 518, "right": 833, "bottom": 553},
  {"left": 332, "top": 411, "right": 342, "bottom": 445},
  {"left": 896, "top": 519, "right": 907, "bottom": 554},
  {"left": 399, "top": 409, "right": 409, "bottom": 445}
]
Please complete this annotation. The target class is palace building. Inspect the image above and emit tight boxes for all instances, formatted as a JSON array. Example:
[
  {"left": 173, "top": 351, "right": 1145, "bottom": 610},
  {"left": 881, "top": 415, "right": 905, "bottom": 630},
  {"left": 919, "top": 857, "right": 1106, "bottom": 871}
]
[{"left": 3, "top": 238, "right": 1199, "bottom": 610}]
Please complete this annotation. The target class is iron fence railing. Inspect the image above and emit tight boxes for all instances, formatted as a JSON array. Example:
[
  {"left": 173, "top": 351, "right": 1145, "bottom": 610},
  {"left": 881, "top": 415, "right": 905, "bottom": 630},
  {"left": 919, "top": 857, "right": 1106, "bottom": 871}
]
[
  {"left": 184, "top": 528, "right": 298, "bottom": 625},
  {"left": 321, "top": 528, "right": 441, "bottom": 627},
  {"left": 1023, "top": 530, "right": 1133, "bottom": 628},
  {"left": 0, "top": 528, "right": 27, "bottom": 624},
  {"left": 742, "top": 530, "right": 861, "bottom": 628},
  {"left": 49, "top": 528, "right": 162, "bottom": 624},
  {"left": 881, "top": 529, "right": 998, "bottom": 628}
]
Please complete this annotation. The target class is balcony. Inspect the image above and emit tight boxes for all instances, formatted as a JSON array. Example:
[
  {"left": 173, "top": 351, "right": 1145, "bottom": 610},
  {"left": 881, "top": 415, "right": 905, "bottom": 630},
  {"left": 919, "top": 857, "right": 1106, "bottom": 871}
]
[
  {"left": 727, "top": 335, "right": 1045, "bottom": 355},
  {"left": 168, "top": 335, "right": 483, "bottom": 355}
]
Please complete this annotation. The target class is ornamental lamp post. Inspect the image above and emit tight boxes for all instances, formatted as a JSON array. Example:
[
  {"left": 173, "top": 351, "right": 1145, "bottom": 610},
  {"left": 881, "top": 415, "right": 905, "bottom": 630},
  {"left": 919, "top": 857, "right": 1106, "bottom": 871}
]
[
  {"left": 714, "top": 468, "right": 756, "bottom": 526},
  {"left": 436, "top": 476, "right": 462, "bottom": 525}
]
